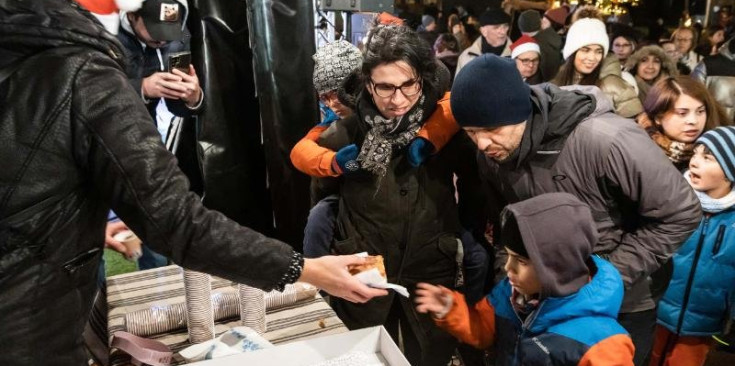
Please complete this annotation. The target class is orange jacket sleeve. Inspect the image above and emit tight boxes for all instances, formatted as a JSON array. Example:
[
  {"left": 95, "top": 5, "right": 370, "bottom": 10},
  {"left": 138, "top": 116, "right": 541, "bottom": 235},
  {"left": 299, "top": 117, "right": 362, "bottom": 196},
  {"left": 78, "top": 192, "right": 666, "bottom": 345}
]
[
  {"left": 434, "top": 291, "right": 496, "bottom": 349},
  {"left": 417, "top": 92, "right": 460, "bottom": 153},
  {"left": 578, "top": 334, "right": 635, "bottom": 366},
  {"left": 289, "top": 125, "right": 340, "bottom": 178}
]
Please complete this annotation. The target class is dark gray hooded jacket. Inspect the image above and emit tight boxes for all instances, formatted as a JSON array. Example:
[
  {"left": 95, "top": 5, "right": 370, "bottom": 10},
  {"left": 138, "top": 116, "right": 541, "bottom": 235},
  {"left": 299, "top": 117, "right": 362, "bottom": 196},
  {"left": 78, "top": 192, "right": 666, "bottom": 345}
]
[{"left": 483, "top": 84, "right": 701, "bottom": 313}]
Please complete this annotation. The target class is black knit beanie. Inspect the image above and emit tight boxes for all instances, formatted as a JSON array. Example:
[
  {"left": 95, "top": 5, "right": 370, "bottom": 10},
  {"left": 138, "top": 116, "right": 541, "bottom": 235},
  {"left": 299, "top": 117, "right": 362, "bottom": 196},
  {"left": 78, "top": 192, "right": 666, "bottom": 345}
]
[
  {"left": 501, "top": 211, "right": 528, "bottom": 258},
  {"left": 450, "top": 54, "right": 532, "bottom": 128}
]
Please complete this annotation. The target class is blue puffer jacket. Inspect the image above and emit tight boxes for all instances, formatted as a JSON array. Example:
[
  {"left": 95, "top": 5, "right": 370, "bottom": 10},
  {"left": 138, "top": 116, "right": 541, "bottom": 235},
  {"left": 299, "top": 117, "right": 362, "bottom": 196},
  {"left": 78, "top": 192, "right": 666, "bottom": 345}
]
[
  {"left": 658, "top": 208, "right": 735, "bottom": 336},
  {"left": 491, "top": 256, "right": 630, "bottom": 365}
]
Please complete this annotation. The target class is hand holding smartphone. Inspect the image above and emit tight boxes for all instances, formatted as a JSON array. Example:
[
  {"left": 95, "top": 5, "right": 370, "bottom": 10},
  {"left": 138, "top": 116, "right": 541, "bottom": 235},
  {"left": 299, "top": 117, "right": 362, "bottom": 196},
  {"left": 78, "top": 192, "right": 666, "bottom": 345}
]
[{"left": 167, "top": 51, "right": 191, "bottom": 74}]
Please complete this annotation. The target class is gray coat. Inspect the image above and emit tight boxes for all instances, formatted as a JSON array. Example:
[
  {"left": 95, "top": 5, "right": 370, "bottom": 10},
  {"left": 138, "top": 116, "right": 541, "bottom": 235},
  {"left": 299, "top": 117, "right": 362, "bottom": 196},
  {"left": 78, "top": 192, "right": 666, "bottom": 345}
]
[
  {"left": 481, "top": 84, "right": 701, "bottom": 313},
  {"left": 692, "top": 40, "right": 735, "bottom": 123}
]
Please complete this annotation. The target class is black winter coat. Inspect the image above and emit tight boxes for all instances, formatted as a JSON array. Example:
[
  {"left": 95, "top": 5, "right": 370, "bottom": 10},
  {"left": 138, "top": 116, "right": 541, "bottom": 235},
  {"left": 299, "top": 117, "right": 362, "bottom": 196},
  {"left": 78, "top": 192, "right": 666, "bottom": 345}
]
[{"left": 0, "top": 1, "right": 295, "bottom": 364}]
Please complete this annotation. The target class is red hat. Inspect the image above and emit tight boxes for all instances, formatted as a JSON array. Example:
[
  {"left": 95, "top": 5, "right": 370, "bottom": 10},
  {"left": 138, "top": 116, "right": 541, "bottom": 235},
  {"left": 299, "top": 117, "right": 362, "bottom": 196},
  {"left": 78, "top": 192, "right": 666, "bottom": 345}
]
[
  {"left": 544, "top": 6, "right": 569, "bottom": 27},
  {"left": 510, "top": 35, "right": 540, "bottom": 59},
  {"left": 377, "top": 12, "right": 404, "bottom": 26},
  {"left": 75, "top": 0, "right": 143, "bottom": 34},
  {"left": 75, "top": 0, "right": 143, "bottom": 15}
]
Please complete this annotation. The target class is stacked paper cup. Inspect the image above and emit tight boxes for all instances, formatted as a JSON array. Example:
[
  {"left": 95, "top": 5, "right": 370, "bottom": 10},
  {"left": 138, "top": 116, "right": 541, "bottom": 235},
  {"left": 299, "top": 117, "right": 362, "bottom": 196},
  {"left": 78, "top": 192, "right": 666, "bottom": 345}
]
[
  {"left": 239, "top": 284, "right": 266, "bottom": 334},
  {"left": 183, "top": 270, "right": 215, "bottom": 343}
]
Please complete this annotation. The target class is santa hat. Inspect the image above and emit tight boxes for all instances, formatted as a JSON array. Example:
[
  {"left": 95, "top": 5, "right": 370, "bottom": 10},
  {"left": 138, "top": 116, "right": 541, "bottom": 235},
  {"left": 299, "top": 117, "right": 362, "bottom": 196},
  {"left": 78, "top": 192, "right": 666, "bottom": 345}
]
[
  {"left": 511, "top": 35, "right": 540, "bottom": 59},
  {"left": 562, "top": 18, "right": 609, "bottom": 60},
  {"left": 76, "top": 0, "right": 143, "bottom": 33}
]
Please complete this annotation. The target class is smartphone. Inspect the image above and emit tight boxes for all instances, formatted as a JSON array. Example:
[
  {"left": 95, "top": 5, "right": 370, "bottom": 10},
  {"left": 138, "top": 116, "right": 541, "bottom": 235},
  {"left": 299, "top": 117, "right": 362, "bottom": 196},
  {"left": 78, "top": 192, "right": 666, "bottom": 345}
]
[{"left": 167, "top": 51, "right": 191, "bottom": 74}]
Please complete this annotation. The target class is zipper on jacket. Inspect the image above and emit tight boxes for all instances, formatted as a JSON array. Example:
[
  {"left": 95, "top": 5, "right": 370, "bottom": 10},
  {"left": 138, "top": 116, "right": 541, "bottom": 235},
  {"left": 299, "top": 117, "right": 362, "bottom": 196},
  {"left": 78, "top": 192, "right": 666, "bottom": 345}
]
[
  {"left": 712, "top": 225, "right": 726, "bottom": 255},
  {"left": 675, "top": 216, "right": 710, "bottom": 334},
  {"left": 62, "top": 247, "right": 101, "bottom": 274},
  {"left": 512, "top": 300, "right": 545, "bottom": 365}
]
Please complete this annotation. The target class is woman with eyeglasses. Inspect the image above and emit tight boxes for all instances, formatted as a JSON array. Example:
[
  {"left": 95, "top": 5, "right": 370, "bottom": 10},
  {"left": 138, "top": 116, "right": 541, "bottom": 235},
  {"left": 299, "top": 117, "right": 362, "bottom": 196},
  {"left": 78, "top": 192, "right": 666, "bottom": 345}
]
[
  {"left": 293, "top": 23, "right": 484, "bottom": 366},
  {"left": 552, "top": 18, "right": 643, "bottom": 118},
  {"left": 624, "top": 45, "right": 679, "bottom": 104},
  {"left": 671, "top": 27, "right": 702, "bottom": 74},
  {"left": 291, "top": 40, "right": 458, "bottom": 261}
]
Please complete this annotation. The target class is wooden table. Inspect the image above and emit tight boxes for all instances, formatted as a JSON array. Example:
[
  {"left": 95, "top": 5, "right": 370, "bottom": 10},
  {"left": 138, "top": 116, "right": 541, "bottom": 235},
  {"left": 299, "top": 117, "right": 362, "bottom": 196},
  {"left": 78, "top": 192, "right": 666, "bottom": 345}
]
[{"left": 90, "top": 265, "right": 348, "bottom": 365}]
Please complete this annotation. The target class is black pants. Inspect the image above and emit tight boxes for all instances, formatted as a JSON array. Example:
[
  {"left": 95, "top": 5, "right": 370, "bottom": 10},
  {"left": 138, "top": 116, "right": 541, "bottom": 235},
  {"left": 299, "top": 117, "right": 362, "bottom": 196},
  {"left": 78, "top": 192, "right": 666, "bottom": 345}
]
[{"left": 618, "top": 309, "right": 657, "bottom": 366}]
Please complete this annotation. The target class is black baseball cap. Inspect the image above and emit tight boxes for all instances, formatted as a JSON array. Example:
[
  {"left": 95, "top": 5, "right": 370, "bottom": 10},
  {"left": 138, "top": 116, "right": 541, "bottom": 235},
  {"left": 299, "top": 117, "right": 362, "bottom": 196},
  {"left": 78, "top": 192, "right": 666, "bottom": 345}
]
[{"left": 139, "top": 0, "right": 185, "bottom": 41}]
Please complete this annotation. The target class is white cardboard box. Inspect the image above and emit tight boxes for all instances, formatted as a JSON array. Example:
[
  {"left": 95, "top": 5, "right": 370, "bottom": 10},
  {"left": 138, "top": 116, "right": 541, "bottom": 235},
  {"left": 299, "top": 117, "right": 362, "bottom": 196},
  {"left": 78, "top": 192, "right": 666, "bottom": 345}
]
[{"left": 190, "top": 326, "right": 410, "bottom": 366}]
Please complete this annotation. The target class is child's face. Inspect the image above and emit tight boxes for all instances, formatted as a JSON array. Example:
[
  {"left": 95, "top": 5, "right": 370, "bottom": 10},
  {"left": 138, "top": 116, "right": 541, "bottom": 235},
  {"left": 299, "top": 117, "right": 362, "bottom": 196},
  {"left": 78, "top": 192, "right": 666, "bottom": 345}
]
[
  {"left": 689, "top": 145, "right": 733, "bottom": 199},
  {"left": 504, "top": 247, "right": 541, "bottom": 297}
]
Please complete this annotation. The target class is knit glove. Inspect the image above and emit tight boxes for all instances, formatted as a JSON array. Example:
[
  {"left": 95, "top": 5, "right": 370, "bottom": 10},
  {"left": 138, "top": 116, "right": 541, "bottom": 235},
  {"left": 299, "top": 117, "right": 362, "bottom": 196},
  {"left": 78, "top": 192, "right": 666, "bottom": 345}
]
[
  {"left": 331, "top": 144, "right": 361, "bottom": 175},
  {"left": 407, "top": 137, "right": 434, "bottom": 167},
  {"left": 318, "top": 102, "right": 339, "bottom": 126}
]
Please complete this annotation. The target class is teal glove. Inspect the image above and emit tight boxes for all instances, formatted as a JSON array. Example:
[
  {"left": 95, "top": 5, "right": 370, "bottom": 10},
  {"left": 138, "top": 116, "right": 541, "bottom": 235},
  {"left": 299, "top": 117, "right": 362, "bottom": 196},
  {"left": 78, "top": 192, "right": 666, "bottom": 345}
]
[
  {"left": 332, "top": 144, "right": 360, "bottom": 175},
  {"left": 407, "top": 137, "right": 434, "bottom": 167}
]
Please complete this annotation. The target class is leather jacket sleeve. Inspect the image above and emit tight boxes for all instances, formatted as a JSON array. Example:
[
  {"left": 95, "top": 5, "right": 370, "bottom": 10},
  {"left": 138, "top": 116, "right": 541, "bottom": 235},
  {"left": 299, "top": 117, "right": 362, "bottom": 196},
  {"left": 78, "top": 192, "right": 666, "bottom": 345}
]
[{"left": 72, "top": 52, "right": 294, "bottom": 290}]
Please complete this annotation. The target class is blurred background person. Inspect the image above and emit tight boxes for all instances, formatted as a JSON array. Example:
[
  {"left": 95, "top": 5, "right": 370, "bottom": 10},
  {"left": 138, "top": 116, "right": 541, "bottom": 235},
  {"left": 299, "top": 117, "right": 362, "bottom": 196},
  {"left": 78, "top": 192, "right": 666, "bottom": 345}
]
[
  {"left": 692, "top": 37, "right": 735, "bottom": 123},
  {"left": 671, "top": 27, "right": 702, "bottom": 74},
  {"left": 695, "top": 25, "right": 726, "bottom": 57},
  {"left": 553, "top": 18, "right": 642, "bottom": 118},
  {"left": 625, "top": 45, "right": 679, "bottom": 104}
]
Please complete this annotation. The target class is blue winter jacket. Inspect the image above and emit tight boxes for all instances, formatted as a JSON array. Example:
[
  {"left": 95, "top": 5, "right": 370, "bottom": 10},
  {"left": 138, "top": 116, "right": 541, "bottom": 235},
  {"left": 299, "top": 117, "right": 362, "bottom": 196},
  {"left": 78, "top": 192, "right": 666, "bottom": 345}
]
[
  {"left": 658, "top": 208, "right": 735, "bottom": 336},
  {"left": 491, "top": 256, "right": 630, "bottom": 365}
]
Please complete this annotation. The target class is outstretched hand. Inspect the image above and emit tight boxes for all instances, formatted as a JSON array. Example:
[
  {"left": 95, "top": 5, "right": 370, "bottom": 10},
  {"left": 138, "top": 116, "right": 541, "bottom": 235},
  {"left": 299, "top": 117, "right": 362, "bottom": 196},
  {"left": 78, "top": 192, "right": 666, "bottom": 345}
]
[
  {"left": 414, "top": 282, "right": 454, "bottom": 317},
  {"left": 299, "top": 255, "right": 388, "bottom": 303}
]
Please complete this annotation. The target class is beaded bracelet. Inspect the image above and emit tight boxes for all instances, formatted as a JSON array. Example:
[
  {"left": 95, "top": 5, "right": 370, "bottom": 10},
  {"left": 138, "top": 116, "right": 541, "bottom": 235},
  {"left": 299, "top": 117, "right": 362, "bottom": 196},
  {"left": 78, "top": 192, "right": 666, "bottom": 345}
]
[{"left": 274, "top": 251, "right": 304, "bottom": 292}]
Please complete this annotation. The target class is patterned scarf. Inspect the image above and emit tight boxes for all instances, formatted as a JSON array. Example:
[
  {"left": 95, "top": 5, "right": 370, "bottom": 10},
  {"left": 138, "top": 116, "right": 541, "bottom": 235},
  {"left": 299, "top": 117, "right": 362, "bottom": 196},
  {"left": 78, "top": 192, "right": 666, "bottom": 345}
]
[
  {"left": 684, "top": 170, "right": 735, "bottom": 213},
  {"left": 356, "top": 91, "right": 434, "bottom": 177},
  {"left": 636, "top": 113, "right": 695, "bottom": 170},
  {"left": 510, "top": 288, "right": 540, "bottom": 322}
]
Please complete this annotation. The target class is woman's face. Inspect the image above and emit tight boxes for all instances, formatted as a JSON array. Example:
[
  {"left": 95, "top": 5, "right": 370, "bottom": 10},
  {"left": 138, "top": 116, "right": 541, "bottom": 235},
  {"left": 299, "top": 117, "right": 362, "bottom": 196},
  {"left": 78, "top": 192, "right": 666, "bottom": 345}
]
[
  {"left": 674, "top": 29, "right": 694, "bottom": 54},
  {"left": 711, "top": 30, "right": 725, "bottom": 45},
  {"left": 662, "top": 42, "right": 681, "bottom": 61},
  {"left": 612, "top": 36, "right": 635, "bottom": 62},
  {"left": 367, "top": 61, "right": 422, "bottom": 119},
  {"left": 574, "top": 45, "right": 604, "bottom": 75},
  {"left": 656, "top": 93, "right": 707, "bottom": 143},
  {"left": 636, "top": 55, "right": 662, "bottom": 82}
]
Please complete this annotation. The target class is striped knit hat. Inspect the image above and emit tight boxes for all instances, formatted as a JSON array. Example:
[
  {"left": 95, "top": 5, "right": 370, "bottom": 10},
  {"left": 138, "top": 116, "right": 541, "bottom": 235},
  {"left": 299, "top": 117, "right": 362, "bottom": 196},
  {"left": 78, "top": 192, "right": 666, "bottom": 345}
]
[{"left": 697, "top": 126, "right": 735, "bottom": 182}]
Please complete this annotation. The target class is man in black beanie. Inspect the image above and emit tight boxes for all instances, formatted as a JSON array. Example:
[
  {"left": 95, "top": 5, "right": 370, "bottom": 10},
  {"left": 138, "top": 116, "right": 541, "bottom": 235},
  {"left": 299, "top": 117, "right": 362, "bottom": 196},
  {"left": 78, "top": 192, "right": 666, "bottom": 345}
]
[
  {"left": 442, "top": 54, "right": 702, "bottom": 365},
  {"left": 455, "top": 7, "right": 511, "bottom": 75}
]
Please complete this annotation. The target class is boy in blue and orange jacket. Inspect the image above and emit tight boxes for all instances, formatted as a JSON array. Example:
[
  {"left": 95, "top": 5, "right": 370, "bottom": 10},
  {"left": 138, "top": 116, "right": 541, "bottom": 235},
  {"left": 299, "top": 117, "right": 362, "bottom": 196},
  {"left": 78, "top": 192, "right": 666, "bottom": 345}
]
[{"left": 415, "top": 192, "right": 635, "bottom": 365}]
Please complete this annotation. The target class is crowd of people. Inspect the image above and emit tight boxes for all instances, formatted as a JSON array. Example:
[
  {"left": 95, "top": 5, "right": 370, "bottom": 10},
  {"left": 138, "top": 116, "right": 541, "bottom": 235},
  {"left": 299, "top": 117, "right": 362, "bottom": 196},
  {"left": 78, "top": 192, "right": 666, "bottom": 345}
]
[
  {"left": 1, "top": 0, "right": 735, "bottom": 366},
  {"left": 293, "top": 2, "right": 735, "bottom": 366}
]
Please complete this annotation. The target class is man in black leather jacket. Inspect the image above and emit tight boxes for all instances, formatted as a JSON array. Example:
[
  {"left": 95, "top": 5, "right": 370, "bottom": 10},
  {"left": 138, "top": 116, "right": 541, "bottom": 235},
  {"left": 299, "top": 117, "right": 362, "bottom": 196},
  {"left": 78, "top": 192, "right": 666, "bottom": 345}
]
[{"left": 0, "top": 1, "right": 386, "bottom": 364}]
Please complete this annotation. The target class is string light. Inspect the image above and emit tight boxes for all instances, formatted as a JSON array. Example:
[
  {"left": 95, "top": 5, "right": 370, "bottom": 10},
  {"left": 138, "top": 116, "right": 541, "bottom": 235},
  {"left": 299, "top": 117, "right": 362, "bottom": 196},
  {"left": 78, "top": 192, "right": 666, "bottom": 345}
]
[{"left": 550, "top": 0, "right": 640, "bottom": 16}]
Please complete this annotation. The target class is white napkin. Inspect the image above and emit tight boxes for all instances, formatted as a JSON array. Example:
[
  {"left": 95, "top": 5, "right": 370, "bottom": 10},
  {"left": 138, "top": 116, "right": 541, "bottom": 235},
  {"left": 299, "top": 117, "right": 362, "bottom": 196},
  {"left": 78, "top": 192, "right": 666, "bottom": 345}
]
[
  {"left": 179, "top": 327, "right": 273, "bottom": 362},
  {"left": 353, "top": 253, "right": 409, "bottom": 298}
]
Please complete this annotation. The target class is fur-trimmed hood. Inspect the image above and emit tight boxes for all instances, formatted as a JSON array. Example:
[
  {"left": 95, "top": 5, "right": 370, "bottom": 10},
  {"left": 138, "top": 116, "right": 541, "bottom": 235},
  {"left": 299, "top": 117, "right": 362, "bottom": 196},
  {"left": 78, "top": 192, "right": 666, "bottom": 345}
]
[{"left": 625, "top": 45, "right": 679, "bottom": 80}]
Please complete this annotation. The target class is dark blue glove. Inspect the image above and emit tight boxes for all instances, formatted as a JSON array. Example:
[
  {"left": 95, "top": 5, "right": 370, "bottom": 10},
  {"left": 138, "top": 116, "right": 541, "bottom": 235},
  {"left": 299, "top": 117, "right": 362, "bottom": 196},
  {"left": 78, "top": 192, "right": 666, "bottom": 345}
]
[
  {"left": 318, "top": 102, "right": 339, "bottom": 126},
  {"left": 407, "top": 137, "right": 434, "bottom": 167},
  {"left": 332, "top": 144, "right": 360, "bottom": 175}
]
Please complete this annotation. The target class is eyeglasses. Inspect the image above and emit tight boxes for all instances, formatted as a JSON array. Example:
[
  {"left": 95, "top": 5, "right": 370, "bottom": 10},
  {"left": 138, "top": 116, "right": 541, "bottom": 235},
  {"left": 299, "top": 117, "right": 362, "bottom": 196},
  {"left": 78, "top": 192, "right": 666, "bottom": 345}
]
[
  {"left": 318, "top": 90, "right": 338, "bottom": 103},
  {"left": 674, "top": 37, "right": 693, "bottom": 43},
  {"left": 613, "top": 43, "right": 632, "bottom": 49},
  {"left": 516, "top": 57, "right": 539, "bottom": 66},
  {"left": 370, "top": 78, "right": 422, "bottom": 98}
]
